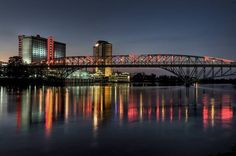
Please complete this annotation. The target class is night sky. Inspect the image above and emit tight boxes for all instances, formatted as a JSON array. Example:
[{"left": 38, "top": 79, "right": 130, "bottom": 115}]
[{"left": 0, "top": 0, "right": 235, "bottom": 61}]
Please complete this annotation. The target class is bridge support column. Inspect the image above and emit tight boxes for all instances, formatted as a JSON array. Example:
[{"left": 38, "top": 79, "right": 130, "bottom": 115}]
[{"left": 184, "top": 79, "right": 193, "bottom": 87}]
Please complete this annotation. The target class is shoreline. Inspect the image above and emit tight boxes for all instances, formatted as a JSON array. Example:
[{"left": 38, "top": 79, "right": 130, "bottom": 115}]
[{"left": 0, "top": 78, "right": 236, "bottom": 86}]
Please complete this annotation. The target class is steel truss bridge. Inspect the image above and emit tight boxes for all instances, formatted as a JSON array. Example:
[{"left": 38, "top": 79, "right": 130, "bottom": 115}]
[{"left": 25, "top": 54, "right": 236, "bottom": 84}]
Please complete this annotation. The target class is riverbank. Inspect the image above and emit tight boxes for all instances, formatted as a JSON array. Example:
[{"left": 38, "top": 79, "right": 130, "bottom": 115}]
[
  {"left": 1, "top": 77, "right": 236, "bottom": 86},
  {"left": 0, "top": 78, "right": 66, "bottom": 86}
]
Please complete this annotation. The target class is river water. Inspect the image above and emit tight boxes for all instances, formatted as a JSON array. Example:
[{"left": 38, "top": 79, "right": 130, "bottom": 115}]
[{"left": 0, "top": 84, "right": 235, "bottom": 156}]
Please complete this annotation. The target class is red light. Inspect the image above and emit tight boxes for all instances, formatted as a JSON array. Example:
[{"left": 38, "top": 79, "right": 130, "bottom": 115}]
[
  {"left": 221, "top": 107, "right": 233, "bottom": 121},
  {"left": 47, "top": 36, "right": 54, "bottom": 64}
]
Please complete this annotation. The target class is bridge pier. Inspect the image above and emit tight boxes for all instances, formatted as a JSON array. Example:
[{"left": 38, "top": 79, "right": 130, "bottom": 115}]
[
  {"left": 184, "top": 78, "right": 192, "bottom": 87},
  {"left": 185, "top": 82, "right": 192, "bottom": 87}
]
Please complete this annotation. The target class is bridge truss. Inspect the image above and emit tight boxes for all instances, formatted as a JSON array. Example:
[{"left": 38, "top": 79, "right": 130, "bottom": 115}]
[{"left": 30, "top": 54, "right": 236, "bottom": 84}]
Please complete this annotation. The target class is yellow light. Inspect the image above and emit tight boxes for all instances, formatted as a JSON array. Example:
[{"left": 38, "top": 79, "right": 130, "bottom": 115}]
[
  {"left": 65, "top": 89, "right": 69, "bottom": 122},
  {"left": 140, "top": 93, "right": 143, "bottom": 121}
]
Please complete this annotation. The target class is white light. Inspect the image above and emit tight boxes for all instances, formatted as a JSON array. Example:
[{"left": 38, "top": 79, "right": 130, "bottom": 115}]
[{"left": 95, "top": 43, "right": 99, "bottom": 47}]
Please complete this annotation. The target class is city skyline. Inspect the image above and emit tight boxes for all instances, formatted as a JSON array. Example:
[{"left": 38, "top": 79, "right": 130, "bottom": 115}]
[
  {"left": 1, "top": 1, "right": 236, "bottom": 155},
  {"left": 18, "top": 35, "right": 66, "bottom": 63},
  {"left": 0, "top": 0, "right": 236, "bottom": 61}
]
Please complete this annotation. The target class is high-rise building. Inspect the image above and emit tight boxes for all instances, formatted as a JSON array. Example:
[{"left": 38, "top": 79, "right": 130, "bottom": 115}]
[
  {"left": 93, "top": 40, "right": 112, "bottom": 77},
  {"left": 18, "top": 35, "right": 66, "bottom": 64}
]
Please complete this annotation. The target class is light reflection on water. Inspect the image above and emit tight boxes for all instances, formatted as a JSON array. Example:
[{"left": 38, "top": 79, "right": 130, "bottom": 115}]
[
  {"left": 0, "top": 84, "right": 235, "bottom": 156},
  {"left": 1, "top": 84, "right": 234, "bottom": 132}
]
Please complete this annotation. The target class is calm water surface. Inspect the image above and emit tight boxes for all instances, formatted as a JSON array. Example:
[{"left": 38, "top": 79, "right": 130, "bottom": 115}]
[{"left": 0, "top": 84, "right": 236, "bottom": 156}]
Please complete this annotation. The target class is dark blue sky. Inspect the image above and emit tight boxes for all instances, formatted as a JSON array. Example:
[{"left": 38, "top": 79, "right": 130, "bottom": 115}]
[{"left": 0, "top": 0, "right": 235, "bottom": 61}]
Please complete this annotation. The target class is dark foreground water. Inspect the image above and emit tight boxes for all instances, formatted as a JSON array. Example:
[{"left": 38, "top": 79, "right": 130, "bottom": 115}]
[{"left": 0, "top": 84, "right": 235, "bottom": 156}]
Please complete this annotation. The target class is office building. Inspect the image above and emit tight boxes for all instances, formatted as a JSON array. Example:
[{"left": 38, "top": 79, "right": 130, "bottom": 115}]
[
  {"left": 18, "top": 35, "right": 66, "bottom": 64},
  {"left": 93, "top": 40, "right": 112, "bottom": 76}
]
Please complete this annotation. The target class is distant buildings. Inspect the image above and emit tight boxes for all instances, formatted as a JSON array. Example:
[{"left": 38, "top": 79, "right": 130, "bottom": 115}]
[
  {"left": 18, "top": 35, "right": 66, "bottom": 64},
  {"left": 109, "top": 72, "right": 130, "bottom": 82},
  {"left": 0, "top": 61, "right": 7, "bottom": 66},
  {"left": 93, "top": 40, "right": 112, "bottom": 77},
  {"left": 67, "top": 70, "right": 91, "bottom": 79}
]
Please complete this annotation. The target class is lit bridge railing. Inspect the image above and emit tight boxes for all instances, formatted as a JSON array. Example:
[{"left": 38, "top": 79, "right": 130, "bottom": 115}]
[
  {"left": 48, "top": 54, "right": 236, "bottom": 67},
  {"left": 34, "top": 54, "right": 236, "bottom": 82}
]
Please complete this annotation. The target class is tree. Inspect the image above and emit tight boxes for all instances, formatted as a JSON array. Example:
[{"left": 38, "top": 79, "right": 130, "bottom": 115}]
[{"left": 6, "top": 56, "right": 29, "bottom": 78}]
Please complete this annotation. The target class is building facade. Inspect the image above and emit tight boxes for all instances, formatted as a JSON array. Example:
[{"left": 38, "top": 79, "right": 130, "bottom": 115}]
[
  {"left": 18, "top": 35, "right": 66, "bottom": 64},
  {"left": 93, "top": 40, "right": 112, "bottom": 76}
]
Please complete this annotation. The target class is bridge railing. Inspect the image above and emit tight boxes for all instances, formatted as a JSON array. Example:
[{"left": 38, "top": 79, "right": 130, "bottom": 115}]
[
  {"left": 50, "top": 54, "right": 235, "bottom": 66},
  {"left": 29, "top": 54, "right": 236, "bottom": 81}
]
